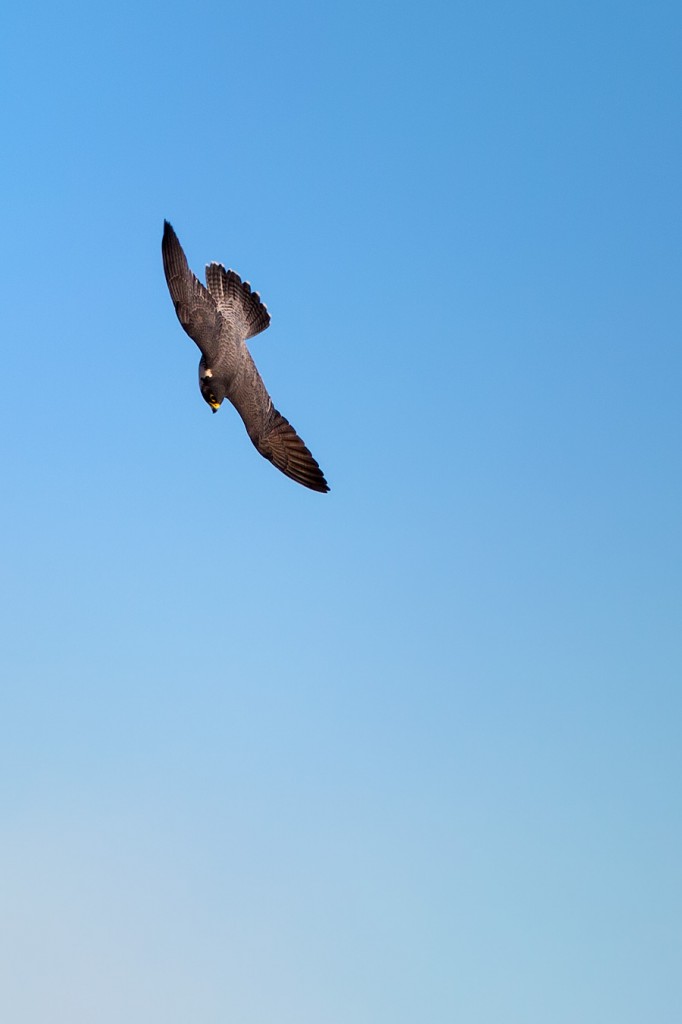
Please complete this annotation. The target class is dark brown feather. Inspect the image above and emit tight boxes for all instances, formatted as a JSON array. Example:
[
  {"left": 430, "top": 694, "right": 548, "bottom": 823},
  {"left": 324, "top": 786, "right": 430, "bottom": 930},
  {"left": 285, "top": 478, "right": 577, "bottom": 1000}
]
[
  {"left": 255, "top": 410, "right": 329, "bottom": 493},
  {"left": 162, "top": 221, "right": 221, "bottom": 363}
]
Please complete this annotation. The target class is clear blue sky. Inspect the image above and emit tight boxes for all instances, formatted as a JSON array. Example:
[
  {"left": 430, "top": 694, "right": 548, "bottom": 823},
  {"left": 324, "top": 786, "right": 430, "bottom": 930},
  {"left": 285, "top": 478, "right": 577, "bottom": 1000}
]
[{"left": 1, "top": 1, "right": 680, "bottom": 1021}]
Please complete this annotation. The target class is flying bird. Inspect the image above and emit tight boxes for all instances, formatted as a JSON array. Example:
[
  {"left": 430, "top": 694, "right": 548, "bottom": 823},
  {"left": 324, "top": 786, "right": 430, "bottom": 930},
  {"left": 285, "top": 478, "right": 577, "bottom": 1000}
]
[{"left": 162, "top": 220, "right": 329, "bottom": 493}]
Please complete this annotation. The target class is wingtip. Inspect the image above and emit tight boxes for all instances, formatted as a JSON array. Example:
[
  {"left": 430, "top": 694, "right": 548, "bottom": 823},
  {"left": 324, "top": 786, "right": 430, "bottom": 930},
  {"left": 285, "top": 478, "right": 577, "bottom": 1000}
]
[
  {"left": 282, "top": 467, "right": 330, "bottom": 493},
  {"left": 302, "top": 474, "right": 331, "bottom": 494}
]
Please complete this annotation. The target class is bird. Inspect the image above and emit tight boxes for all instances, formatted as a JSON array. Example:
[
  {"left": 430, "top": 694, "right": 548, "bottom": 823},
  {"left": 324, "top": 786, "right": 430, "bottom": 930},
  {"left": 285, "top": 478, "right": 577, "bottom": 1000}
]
[{"left": 161, "top": 220, "right": 329, "bottom": 493}]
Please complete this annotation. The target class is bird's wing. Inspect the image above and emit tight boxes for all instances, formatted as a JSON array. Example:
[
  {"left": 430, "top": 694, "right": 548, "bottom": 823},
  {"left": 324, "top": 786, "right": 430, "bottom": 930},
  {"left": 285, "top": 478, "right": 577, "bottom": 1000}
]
[
  {"left": 162, "top": 221, "right": 222, "bottom": 363},
  {"left": 229, "top": 352, "right": 329, "bottom": 493},
  {"left": 256, "top": 409, "right": 329, "bottom": 492}
]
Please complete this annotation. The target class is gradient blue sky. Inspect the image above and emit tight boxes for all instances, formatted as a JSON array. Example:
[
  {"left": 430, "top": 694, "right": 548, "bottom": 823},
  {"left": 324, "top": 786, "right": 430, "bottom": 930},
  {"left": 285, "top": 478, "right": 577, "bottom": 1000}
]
[{"left": 1, "top": 1, "right": 681, "bottom": 1021}]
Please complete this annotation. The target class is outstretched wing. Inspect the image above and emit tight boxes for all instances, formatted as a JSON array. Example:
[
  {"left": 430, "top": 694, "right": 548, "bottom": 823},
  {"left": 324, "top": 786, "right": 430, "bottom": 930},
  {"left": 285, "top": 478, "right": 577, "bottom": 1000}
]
[
  {"left": 162, "top": 221, "right": 221, "bottom": 363},
  {"left": 256, "top": 409, "right": 329, "bottom": 492},
  {"left": 229, "top": 351, "right": 329, "bottom": 493}
]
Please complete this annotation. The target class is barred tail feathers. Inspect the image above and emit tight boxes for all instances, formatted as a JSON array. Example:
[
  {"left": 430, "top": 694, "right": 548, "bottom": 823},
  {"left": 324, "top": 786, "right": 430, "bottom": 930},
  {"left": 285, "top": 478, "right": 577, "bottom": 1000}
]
[{"left": 205, "top": 263, "right": 271, "bottom": 339}]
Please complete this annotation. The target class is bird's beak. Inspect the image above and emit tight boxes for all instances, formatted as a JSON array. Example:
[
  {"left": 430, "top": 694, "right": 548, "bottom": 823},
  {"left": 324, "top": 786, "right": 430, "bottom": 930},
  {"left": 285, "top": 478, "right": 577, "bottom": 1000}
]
[{"left": 210, "top": 401, "right": 220, "bottom": 413}]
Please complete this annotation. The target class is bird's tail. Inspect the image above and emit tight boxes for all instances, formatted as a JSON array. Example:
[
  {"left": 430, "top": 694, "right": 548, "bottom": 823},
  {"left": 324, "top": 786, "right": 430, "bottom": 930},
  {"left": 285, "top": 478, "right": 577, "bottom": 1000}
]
[{"left": 205, "top": 263, "right": 271, "bottom": 339}]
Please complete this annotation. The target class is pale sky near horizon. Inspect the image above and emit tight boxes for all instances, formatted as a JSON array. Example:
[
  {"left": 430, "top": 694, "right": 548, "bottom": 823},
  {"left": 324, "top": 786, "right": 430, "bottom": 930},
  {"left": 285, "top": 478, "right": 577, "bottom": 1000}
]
[{"left": 1, "top": 2, "right": 681, "bottom": 1021}]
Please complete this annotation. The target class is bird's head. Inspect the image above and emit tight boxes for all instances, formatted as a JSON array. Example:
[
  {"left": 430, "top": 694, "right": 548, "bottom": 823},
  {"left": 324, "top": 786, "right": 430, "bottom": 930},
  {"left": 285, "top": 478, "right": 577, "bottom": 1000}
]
[{"left": 199, "top": 373, "right": 226, "bottom": 413}]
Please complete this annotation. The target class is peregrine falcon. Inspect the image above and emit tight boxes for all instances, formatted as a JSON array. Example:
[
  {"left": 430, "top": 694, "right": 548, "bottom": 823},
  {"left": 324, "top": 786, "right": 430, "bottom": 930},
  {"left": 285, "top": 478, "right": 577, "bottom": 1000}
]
[{"left": 162, "top": 221, "right": 329, "bottom": 493}]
